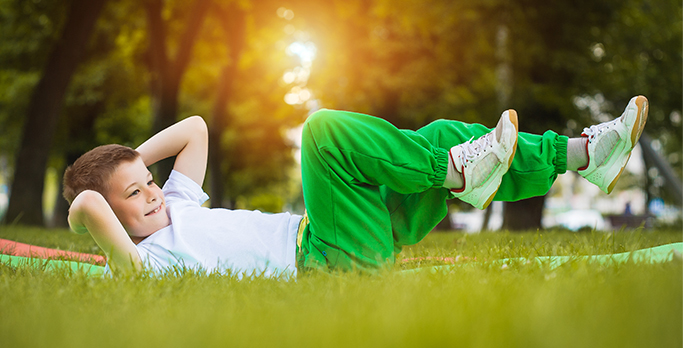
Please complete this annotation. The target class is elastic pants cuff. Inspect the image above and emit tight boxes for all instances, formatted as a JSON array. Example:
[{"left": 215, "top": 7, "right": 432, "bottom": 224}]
[
  {"left": 554, "top": 134, "right": 569, "bottom": 175},
  {"left": 432, "top": 147, "right": 449, "bottom": 188}
]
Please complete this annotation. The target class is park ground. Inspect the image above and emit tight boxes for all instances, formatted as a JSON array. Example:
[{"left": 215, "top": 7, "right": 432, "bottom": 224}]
[{"left": 0, "top": 226, "right": 681, "bottom": 348}]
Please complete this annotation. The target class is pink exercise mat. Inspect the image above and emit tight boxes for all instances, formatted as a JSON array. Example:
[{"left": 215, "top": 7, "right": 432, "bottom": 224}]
[{"left": 0, "top": 238, "right": 106, "bottom": 265}]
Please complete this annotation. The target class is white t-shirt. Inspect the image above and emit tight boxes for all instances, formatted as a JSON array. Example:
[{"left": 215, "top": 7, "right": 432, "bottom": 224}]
[{"left": 133, "top": 170, "right": 301, "bottom": 278}]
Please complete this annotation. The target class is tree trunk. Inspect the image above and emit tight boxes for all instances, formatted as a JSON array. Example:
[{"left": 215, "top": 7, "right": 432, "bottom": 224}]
[
  {"left": 502, "top": 195, "right": 546, "bottom": 231},
  {"left": 51, "top": 151, "right": 84, "bottom": 228},
  {"left": 149, "top": 81, "right": 180, "bottom": 186},
  {"left": 209, "top": 6, "right": 246, "bottom": 208},
  {"left": 4, "top": 0, "right": 107, "bottom": 226},
  {"left": 639, "top": 133, "right": 682, "bottom": 205},
  {"left": 145, "top": 0, "right": 210, "bottom": 184}
]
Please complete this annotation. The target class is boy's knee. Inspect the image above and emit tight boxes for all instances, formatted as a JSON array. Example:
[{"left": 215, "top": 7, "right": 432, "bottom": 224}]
[
  {"left": 304, "top": 109, "right": 336, "bottom": 130},
  {"left": 304, "top": 109, "right": 350, "bottom": 139}
]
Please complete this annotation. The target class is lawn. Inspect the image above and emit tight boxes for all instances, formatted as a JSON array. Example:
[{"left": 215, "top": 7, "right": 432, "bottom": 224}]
[{"left": 0, "top": 226, "right": 681, "bottom": 348}]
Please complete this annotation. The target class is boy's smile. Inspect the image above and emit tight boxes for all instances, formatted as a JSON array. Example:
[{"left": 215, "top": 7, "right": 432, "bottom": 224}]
[{"left": 105, "top": 157, "right": 170, "bottom": 243}]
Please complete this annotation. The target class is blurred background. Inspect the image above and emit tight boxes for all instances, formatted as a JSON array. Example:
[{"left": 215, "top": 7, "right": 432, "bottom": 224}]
[{"left": 0, "top": 0, "right": 680, "bottom": 231}]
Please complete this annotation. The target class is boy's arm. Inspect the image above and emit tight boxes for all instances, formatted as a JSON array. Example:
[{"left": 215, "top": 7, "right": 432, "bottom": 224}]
[
  {"left": 135, "top": 115, "right": 209, "bottom": 186},
  {"left": 68, "top": 190, "right": 142, "bottom": 273}
]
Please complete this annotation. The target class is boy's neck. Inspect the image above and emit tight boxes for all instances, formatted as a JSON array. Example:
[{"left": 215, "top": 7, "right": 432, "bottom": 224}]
[{"left": 130, "top": 235, "right": 147, "bottom": 245}]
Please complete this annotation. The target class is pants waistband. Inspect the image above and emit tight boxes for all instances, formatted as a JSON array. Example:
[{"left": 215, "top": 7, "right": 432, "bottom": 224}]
[{"left": 296, "top": 211, "right": 309, "bottom": 250}]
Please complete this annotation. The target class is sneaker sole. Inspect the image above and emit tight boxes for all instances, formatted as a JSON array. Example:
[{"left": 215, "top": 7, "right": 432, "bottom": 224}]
[
  {"left": 606, "top": 96, "right": 648, "bottom": 194},
  {"left": 631, "top": 96, "right": 648, "bottom": 147},
  {"left": 482, "top": 109, "right": 519, "bottom": 209},
  {"left": 507, "top": 109, "right": 519, "bottom": 166}
]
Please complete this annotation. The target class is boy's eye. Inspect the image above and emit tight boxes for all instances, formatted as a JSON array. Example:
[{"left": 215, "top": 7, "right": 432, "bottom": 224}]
[
  {"left": 147, "top": 180, "right": 155, "bottom": 186},
  {"left": 128, "top": 189, "right": 140, "bottom": 198}
]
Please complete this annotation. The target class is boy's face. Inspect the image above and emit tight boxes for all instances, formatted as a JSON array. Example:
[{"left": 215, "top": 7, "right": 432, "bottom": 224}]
[{"left": 105, "top": 157, "right": 170, "bottom": 243}]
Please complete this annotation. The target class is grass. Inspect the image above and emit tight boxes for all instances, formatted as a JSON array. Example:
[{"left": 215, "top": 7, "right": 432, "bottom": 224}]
[{"left": 0, "top": 226, "right": 681, "bottom": 348}]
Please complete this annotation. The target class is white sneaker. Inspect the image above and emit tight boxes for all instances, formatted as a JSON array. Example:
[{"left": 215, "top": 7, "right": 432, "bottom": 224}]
[
  {"left": 579, "top": 95, "right": 648, "bottom": 194},
  {"left": 450, "top": 110, "right": 519, "bottom": 209}
]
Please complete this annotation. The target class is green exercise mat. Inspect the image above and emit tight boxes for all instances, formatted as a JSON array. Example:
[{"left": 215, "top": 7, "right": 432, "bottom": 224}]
[
  {"left": 0, "top": 253, "right": 106, "bottom": 276},
  {"left": 404, "top": 242, "right": 683, "bottom": 274}
]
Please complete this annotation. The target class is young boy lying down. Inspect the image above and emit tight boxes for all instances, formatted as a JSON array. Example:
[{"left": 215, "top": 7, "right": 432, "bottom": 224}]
[{"left": 63, "top": 96, "right": 648, "bottom": 276}]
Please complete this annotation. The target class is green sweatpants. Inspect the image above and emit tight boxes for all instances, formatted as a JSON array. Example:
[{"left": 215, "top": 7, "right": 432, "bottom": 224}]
[{"left": 299, "top": 109, "right": 568, "bottom": 271}]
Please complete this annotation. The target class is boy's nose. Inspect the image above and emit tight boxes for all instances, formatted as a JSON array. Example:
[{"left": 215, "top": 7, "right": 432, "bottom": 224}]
[{"left": 145, "top": 189, "right": 157, "bottom": 203}]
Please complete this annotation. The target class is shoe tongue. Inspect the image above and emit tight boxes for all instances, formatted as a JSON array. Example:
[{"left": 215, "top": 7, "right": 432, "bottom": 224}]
[
  {"left": 495, "top": 118, "right": 503, "bottom": 142},
  {"left": 450, "top": 147, "right": 465, "bottom": 170}
]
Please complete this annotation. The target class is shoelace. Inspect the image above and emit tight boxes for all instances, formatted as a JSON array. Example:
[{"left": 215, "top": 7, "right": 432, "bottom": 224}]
[
  {"left": 581, "top": 119, "right": 619, "bottom": 141},
  {"left": 460, "top": 132, "right": 493, "bottom": 165}
]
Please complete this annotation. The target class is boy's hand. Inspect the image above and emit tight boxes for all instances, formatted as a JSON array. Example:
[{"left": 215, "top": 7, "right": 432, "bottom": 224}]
[
  {"left": 135, "top": 115, "right": 209, "bottom": 186},
  {"left": 68, "top": 190, "right": 142, "bottom": 273}
]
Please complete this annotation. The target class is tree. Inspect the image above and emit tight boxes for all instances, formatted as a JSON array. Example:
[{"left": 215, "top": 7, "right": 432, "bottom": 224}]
[
  {"left": 144, "top": 0, "right": 210, "bottom": 184},
  {"left": 0, "top": 0, "right": 65, "bottom": 163},
  {"left": 50, "top": 1, "right": 155, "bottom": 227},
  {"left": 4, "top": 0, "right": 107, "bottom": 226},
  {"left": 207, "top": 3, "right": 246, "bottom": 208}
]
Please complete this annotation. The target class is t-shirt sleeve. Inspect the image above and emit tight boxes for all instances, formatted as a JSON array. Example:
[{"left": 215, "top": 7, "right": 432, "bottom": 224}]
[{"left": 162, "top": 170, "right": 210, "bottom": 206}]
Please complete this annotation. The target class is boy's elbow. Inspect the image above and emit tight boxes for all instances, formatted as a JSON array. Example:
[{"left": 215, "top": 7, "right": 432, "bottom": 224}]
[
  {"left": 69, "top": 190, "right": 107, "bottom": 220},
  {"left": 188, "top": 115, "right": 208, "bottom": 134},
  {"left": 68, "top": 190, "right": 103, "bottom": 234},
  {"left": 185, "top": 115, "right": 208, "bottom": 143},
  {"left": 71, "top": 190, "right": 106, "bottom": 208},
  {"left": 71, "top": 190, "right": 91, "bottom": 210}
]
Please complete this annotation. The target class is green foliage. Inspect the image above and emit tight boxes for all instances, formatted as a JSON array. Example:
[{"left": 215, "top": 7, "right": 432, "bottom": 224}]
[
  {"left": 236, "top": 192, "right": 284, "bottom": 213},
  {"left": 299, "top": 0, "right": 504, "bottom": 129},
  {"left": 0, "top": 70, "right": 39, "bottom": 159},
  {"left": 55, "top": 0, "right": 153, "bottom": 155},
  {"left": 1, "top": 0, "right": 680, "bottom": 217},
  {"left": 579, "top": 0, "right": 682, "bottom": 171},
  {"left": 0, "top": 0, "right": 67, "bottom": 160},
  {"left": 0, "top": 226, "right": 681, "bottom": 348},
  {"left": 0, "top": 0, "right": 66, "bottom": 69}
]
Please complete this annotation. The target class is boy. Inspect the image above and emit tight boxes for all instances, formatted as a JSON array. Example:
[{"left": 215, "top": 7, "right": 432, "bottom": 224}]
[{"left": 63, "top": 96, "right": 648, "bottom": 276}]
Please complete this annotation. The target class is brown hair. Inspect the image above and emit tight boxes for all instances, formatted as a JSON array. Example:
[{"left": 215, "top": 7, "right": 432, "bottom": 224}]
[{"left": 63, "top": 144, "right": 140, "bottom": 204}]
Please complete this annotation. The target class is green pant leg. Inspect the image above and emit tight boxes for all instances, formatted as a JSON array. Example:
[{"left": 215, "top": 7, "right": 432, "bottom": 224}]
[
  {"left": 299, "top": 109, "right": 449, "bottom": 271},
  {"left": 387, "top": 119, "right": 568, "bottom": 250},
  {"left": 381, "top": 184, "right": 450, "bottom": 252},
  {"left": 415, "top": 119, "right": 568, "bottom": 201}
]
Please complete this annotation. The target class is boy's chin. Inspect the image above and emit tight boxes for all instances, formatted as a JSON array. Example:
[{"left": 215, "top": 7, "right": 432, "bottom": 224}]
[{"left": 128, "top": 222, "right": 169, "bottom": 244}]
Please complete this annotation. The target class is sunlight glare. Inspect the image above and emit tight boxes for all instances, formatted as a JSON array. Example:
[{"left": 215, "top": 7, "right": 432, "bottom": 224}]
[
  {"left": 284, "top": 93, "right": 299, "bottom": 105},
  {"left": 283, "top": 71, "right": 296, "bottom": 84},
  {"left": 278, "top": 13, "right": 318, "bottom": 110},
  {"left": 277, "top": 7, "right": 294, "bottom": 20},
  {"left": 287, "top": 41, "right": 317, "bottom": 66},
  {"left": 284, "top": 87, "right": 312, "bottom": 105},
  {"left": 284, "top": 24, "right": 295, "bottom": 35},
  {"left": 298, "top": 88, "right": 311, "bottom": 101}
]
